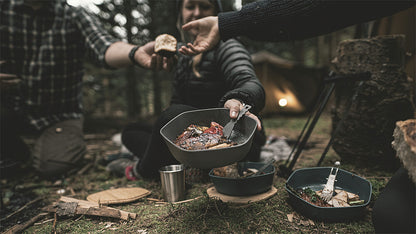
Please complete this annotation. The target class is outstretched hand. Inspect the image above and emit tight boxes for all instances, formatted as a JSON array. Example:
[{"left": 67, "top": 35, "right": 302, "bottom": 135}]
[
  {"left": 179, "top": 16, "right": 220, "bottom": 55},
  {"left": 136, "top": 41, "right": 176, "bottom": 71},
  {"left": 224, "top": 99, "right": 262, "bottom": 131}
]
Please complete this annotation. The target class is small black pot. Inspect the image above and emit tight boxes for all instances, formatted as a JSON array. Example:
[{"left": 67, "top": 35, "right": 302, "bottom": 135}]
[
  {"left": 285, "top": 167, "right": 372, "bottom": 222},
  {"left": 209, "top": 162, "right": 275, "bottom": 196}
]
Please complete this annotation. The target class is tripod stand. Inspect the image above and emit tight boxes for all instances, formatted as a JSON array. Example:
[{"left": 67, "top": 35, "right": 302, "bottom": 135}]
[{"left": 278, "top": 71, "right": 371, "bottom": 178}]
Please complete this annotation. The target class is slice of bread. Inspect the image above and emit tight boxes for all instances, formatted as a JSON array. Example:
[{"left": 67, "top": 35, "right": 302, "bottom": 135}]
[{"left": 154, "top": 34, "right": 177, "bottom": 57}]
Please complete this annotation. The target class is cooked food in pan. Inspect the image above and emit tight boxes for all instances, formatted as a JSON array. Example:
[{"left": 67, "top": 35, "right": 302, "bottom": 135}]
[
  {"left": 175, "top": 122, "right": 236, "bottom": 150},
  {"left": 212, "top": 163, "right": 264, "bottom": 178},
  {"left": 287, "top": 186, "right": 364, "bottom": 208}
]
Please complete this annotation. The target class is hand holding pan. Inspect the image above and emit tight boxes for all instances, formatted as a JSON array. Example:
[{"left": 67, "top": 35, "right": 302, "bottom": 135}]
[{"left": 223, "top": 104, "right": 252, "bottom": 140}]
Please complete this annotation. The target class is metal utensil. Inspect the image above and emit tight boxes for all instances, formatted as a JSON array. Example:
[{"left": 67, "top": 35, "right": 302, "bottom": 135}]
[
  {"left": 238, "top": 159, "right": 275, "bottom": 178},
  {"left": 251, "top": 159, "right": 275, "bottom": 177},
  {"left": 321, "top": 161, "right": 340, "bottom": 202},
  {"left": 223, "top": 104, "right": 251, "bottom": 139}
]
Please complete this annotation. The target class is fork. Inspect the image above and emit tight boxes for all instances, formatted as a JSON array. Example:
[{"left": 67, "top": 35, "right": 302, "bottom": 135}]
[{"left": 321, "top": 162, "right": 340, "bottom": 202}]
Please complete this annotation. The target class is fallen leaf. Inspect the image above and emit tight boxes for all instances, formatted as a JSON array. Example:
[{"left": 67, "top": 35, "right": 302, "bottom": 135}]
[
  {"left": 287, "top": 213, "right": 294, "bottom": 222},
  {"left": 104, "top": 222, "right": 115, "bottom": 228}
]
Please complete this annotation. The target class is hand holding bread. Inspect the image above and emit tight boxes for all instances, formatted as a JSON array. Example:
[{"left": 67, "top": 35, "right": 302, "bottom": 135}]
[
  {"left": 154, "top": 34, "right": 177, "bottom": 57},
  {"left": 133, "top": 39, "right": 176, "bottom": 71}
]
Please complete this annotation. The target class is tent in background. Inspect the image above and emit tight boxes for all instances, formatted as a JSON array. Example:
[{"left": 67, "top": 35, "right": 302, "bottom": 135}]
[{"left": 251, "top": 51, "right": 327, "bottom": 116}]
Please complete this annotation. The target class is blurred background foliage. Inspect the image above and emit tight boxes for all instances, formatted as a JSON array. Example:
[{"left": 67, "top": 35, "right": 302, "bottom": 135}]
[{"left": 75, "top": 0, "right": 360, "bottom": 122}]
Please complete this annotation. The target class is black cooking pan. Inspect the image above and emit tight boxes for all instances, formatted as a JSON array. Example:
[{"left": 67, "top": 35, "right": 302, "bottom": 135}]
[
  {"left": 160, "top": 108, "right": 257, "bottom": 169},
  {"left": 209, "top": 162, "right": 275, "bottom": 196},
  {"left": 285, "top": 167, "right": 372, "bottom": 222}
]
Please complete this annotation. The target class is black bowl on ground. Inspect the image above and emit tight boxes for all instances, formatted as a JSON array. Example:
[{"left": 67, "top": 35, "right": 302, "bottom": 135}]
[
  {"left": 285, "top": 167, "right": 372, "bottom": 222},
  {"left": 209, "top": 162, "right": 275, "bottom": 196},
  {"left": 160, "top": 108, "right": 257, "bottom": 169}
]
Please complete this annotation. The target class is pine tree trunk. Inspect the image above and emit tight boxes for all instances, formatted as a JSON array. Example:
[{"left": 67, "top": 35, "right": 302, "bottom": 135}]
[
  {"left": 330, "top": 35, "right": 414, "bottom": 171},
  {"left": 392, "top": 119, "right": 416, "bottom": 184},
  {"left": 152, "top": 72, "right": 162, "bottom": 115},
  {"left": 124, "top": 0, "right": 140, "bottom": 117}
]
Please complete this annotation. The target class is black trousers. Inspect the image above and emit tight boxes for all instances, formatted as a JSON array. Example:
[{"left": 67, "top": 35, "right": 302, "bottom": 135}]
[
  {"left": 372, "top": 167, "right": 416, "bottom": 233},
  {"left": 0, "top": 104, "right": 31, "bottom": 177},
  {"left": 122, "top": 104, "right": 266, "bottom": 179}
]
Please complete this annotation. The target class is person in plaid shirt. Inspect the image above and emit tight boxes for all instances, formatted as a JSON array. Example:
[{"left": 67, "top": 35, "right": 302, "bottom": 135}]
[{"left": 0, "top": 0, "right": 173, "bottom": 178}]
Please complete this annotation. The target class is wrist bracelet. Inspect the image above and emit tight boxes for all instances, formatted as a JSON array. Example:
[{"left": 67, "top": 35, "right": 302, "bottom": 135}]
[{"left": 128, "top": 46, "right": 142, "bottom": 67}]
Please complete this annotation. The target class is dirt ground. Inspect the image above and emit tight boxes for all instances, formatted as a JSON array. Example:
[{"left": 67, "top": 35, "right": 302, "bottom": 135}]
[{"left": 0, "top": 114, "right": 393, "bottom": 233}]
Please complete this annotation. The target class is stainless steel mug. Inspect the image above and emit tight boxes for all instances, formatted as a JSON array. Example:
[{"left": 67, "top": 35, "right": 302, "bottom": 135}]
[{"left": 159, "top": 164, "right": 185, "bottom": 202}]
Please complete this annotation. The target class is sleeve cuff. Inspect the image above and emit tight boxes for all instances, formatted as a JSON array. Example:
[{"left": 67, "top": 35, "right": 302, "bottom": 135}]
[{"left": 218, "top": 11, "right": 248, "bottom": 41}]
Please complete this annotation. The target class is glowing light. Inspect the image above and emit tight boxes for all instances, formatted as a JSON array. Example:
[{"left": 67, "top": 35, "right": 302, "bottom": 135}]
[
  {"left": 278, "top": 98, "right": 288, "bottom": 107},
  {"left": 234, "top": 0, "right": 242, "bottom": 10}
]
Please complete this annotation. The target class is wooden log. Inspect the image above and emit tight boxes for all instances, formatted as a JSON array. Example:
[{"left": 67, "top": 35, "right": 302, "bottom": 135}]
[
  {"left": 392, "top": 119, "right": 416, "bottom": 184},
  {"left": 42, "top": 196, "right": 137, "bottom": 221},
  {"left": 330, "top": 35, "right": 414, "bottom": 170}
]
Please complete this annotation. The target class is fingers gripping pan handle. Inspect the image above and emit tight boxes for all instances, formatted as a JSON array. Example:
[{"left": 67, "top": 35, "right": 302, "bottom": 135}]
[{"left": 223, "top": 104, "right": 252, "bottom": 139}]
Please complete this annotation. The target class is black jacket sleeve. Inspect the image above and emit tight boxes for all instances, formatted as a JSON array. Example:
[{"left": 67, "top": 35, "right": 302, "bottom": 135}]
[
  {"left": 216, "top": 39, "right": 265, "bottom": 115},
  {"left": 218, "top": 0, "right": 415, "bottom": 42}
]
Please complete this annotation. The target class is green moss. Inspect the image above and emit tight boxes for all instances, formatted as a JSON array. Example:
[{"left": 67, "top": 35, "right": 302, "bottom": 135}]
[{"left": 16, "top": 115, "right": 390, "bottom": 233}]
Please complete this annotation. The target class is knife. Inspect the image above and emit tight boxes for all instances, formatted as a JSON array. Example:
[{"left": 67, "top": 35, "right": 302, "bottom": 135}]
[{"left": 222, "top": 104, "right": 252, "bottom": 140}]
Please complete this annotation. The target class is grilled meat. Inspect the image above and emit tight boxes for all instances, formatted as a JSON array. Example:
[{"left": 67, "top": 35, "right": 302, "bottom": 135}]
[{"left": 175, "top": 122, "right": 235, "bottom": 150}]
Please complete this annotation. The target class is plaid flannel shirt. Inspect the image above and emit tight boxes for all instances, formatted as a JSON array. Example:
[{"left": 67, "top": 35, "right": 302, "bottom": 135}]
[{"left": 0, "top": 0, "right": 118, "bottom": 130}]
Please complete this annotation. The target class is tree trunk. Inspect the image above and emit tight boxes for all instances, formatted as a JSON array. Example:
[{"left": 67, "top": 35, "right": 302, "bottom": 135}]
[
  {"left": 152, "top": 72, "right": 162, "bottom": 115},
  {"left": 126, "top": 67, "right": 139, "bottom": 117},
  {"left": 147, "top": 0, "right": 176, "bottom": 116},
  {"left": 330, "top": 35, "right": 414, "bottom": 171},
  {"left": 392, "top": 119, "right": 416, "bottom": 184},
  {"left": 124, "top": 0, "right": 140, "bottom": 117},
  {"left": 293, "top": 40, "right": 304, "bottom": 64}
]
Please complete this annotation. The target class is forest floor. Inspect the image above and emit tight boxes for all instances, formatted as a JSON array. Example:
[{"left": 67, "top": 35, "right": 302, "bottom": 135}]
[{"left": 0, "top": 113, "right": 394, "bottom": 233}]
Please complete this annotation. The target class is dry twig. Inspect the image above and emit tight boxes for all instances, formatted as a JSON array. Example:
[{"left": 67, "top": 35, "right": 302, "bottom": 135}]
[
  {"left": 213, "top": 200, "right": 222, "bottom": 216},
  {"left": 0, "top": 196, "right": 43, "bottom": 222},
  {"left": 4, "top": 212, "right": 48, "bottom": 234},
  {"left": 155, "top": 196, "right": 202, "bottom": 205},
  {"left": 77, "top": 162, "right": 94, "bottom": 175},
  {"left": 52, "top": 212, "right": 57, "bottom": 234}
]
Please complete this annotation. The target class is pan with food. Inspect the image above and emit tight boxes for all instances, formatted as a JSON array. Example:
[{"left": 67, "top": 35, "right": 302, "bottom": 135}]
[
  {"left": 209, "top": 162, "right": 275, "bottom": 196},
  {"left": 175, "top": 122, "right": 236, "bottom": 150},
  {"left": 160, "top": 108, "right": 257, "bottom": 169},
  {"left": 285, "top": 167, "right": 372, "bottom": 222}
]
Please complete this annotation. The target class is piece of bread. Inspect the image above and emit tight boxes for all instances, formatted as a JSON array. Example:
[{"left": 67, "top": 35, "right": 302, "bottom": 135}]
[{"left": 154, "top": 34, "right": 177, "bottom": 57}]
